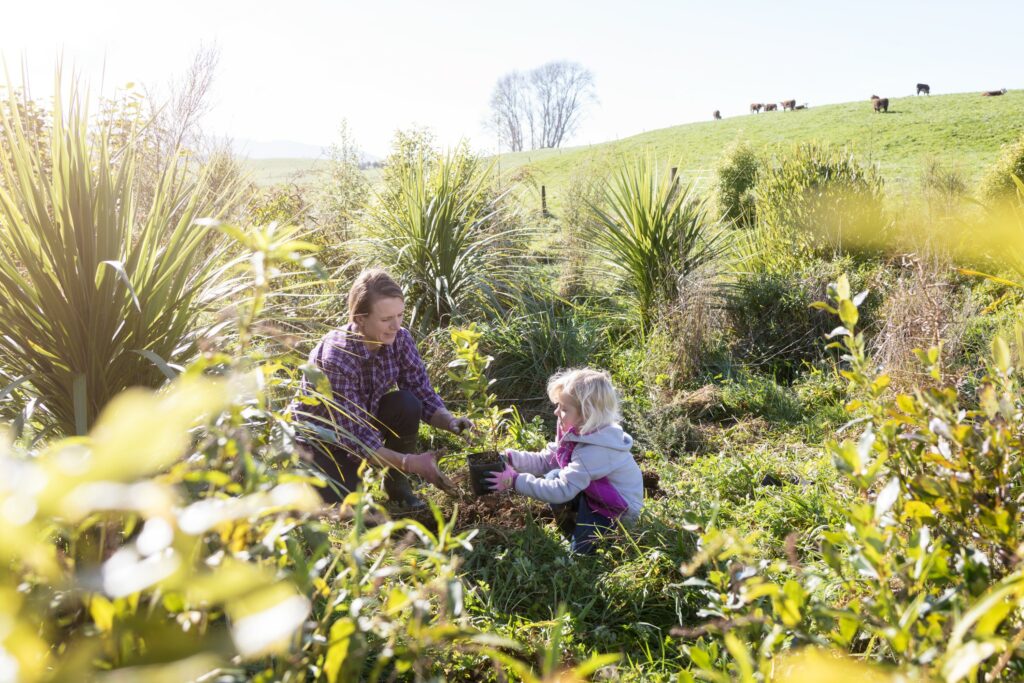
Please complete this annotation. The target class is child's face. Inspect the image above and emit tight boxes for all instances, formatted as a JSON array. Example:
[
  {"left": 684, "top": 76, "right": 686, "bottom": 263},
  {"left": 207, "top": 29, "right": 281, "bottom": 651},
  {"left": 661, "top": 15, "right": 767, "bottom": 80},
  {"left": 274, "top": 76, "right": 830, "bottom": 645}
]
[{"left": 553, "top": 393, "right": 582, "bottom": 431}]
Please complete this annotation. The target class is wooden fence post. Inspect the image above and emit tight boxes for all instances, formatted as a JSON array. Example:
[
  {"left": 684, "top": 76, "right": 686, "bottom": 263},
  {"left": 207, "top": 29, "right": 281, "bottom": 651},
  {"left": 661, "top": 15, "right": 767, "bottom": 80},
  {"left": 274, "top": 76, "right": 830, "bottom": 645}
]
[{"left": 542, "top": 185, "right": 549, "bottom": 217}]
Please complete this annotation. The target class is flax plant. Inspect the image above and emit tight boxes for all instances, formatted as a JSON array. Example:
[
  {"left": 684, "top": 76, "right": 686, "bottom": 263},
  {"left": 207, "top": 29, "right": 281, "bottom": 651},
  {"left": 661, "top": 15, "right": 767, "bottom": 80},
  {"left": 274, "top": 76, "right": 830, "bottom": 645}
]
[
  {"left": 0, "top": 78, "right": 241, "bottom": 435},
  {"left": 586, "top": 157, "right": 725, "bottom": 330},
  {"left": 364, "top": 151, "right": 525, "bottom": 335}
]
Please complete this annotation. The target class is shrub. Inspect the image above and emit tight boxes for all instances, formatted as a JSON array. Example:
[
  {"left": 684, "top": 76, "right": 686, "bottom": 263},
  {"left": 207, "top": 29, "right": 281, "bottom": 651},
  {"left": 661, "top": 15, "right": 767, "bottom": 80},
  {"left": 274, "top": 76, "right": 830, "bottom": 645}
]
[
  {"left": 683, "top": 275, "right": 1024, "bottom": 682},
  {"left": 585, "top": 156, "right": 725, "bottom": 329},
  {"left": 871, "top": 256, "right": 978, "bottom": 389},
  {"left": 644, "top": 269, "right": 726, "bottom": 392},
  {"left": 714, "top": 141, "right": 760, "bottom": 226},
  {"left": 719, "top": 370, "right": 804, "bottom": 422},
  {"left": 755, "top": 143, "right": 886, "bottom": 258},
  {"left": 249, "top": 183, "right": 309, "bottom": 227},
  {"left": 724, "top": 263, "right": 838, "bottom": 383},
  {"left": 557, "top": 163, "right": 605, "bottom": 299},
  {"left": 484, "top": 294, "right": 606, "bottom": 409},
  {"left": 631, "top": 401, "right": 702, "bottom": 457},
  {"left": 310, "top": 119, "right": 369, "bottom": 249},
  {"left": 979, "top": 134, "right": 1024, "bottom": 203},
  {"left": 363, "top": 147, "right": 526, "bottom": 335},
  {"left": 0, "top": 81, "right": 241, "bottom": 436}
]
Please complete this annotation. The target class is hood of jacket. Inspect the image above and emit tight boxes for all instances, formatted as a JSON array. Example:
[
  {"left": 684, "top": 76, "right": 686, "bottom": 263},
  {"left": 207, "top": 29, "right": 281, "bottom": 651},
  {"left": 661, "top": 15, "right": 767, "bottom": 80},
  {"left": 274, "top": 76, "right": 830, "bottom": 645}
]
[{"left": 564, "top": 424, "right": 633, "bottom": 453}]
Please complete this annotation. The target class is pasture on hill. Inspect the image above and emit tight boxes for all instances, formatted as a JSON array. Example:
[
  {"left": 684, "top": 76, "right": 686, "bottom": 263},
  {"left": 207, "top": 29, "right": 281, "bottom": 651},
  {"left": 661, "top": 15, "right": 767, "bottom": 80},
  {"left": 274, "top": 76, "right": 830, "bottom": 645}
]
[
  {"left": 497, "top": 90, "right": 1024, "bottom": 212},
  {"left": 249, "top": 90, "right": 1024, "bottom": 213}
]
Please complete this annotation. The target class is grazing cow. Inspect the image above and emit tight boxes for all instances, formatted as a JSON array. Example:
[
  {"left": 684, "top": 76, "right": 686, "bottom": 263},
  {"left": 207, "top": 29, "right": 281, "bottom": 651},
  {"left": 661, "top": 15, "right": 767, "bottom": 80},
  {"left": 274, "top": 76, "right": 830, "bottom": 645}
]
[
  {"left": 794, "top": 103, "right": 808, "bottom": 110},
  {"left": 764, "top": 103, "right": 778, "bottom": 111},
  {"left": 750, "top": 103, "right": 763, "bottom": 113},
  {"left": 713, "top": 110, "right": 722, "bottom": 120},
  {"left": 781, "top": 99, "right": 797, "bottom": 111},
  {"left": 916, "top": 83, "right": 930, "bottom": 95},
  {"left": 982, "top": 89, "right": 1008, "bottom": 97},
  {"left": 871, "top": 95, "right": 889, "bottom": 113}
]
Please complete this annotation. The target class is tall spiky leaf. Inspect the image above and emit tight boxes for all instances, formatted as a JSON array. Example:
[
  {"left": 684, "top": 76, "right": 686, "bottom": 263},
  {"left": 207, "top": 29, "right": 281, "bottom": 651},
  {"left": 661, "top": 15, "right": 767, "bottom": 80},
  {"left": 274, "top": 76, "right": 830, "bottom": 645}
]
[{"left": 0, "top": 75, "right": 239, "bottom": 434}]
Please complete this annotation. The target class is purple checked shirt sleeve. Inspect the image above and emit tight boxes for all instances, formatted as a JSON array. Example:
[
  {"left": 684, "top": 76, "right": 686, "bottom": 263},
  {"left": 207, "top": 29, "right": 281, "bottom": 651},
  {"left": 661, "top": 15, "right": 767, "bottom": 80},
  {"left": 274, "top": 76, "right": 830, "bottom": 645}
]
[
  {"left": 394, "top": 329, "right": 446, "bottom": 420},
  {"left": 317, "top": 341, "right": 382, "bottom": 455}
]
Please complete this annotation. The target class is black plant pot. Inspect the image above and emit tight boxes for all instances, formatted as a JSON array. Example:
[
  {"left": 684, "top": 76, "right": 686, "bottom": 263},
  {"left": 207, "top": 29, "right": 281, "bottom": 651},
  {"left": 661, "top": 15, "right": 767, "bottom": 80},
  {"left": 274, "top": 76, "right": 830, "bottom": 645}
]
[{"left": 467, "top": 451, "right": 505, "bottom": 496}]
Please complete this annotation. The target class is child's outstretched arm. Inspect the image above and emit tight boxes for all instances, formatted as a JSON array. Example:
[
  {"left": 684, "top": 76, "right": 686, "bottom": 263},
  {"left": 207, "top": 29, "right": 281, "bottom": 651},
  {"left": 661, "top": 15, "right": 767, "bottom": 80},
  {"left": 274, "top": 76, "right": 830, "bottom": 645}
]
[
  {"left": 505, "top": 442, "right": 558, "bottom": 476},
  {"left": 514, "top": 460, "right": 592, "bottom": 505}
]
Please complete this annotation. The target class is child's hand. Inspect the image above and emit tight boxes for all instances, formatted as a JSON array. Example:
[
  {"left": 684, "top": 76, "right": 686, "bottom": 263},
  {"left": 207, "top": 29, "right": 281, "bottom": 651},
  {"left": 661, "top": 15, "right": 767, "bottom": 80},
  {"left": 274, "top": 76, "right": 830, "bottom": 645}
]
[{"left": 487, "top": 463, "right": 518, "bottom": 493}]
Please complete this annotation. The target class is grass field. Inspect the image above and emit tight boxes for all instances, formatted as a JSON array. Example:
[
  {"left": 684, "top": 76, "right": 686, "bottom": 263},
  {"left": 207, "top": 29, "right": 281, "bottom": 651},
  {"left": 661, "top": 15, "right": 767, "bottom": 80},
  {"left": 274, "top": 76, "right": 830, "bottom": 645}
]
[
  {"left": 246, "top": 90, "right": 1024, "bottom": 214},
  {"left": 497, "top": 89, "right": 1024, "bottom": 212},
  {"left": 241, "top": 157, "right": 327, "bottom": 185}
]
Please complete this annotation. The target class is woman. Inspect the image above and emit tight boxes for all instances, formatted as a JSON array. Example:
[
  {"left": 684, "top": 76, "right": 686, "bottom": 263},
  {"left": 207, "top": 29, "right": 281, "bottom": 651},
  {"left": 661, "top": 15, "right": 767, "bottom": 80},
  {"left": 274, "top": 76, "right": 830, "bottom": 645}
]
[{"left": 291, "top": 269, "right": 472, "bottom": 509}]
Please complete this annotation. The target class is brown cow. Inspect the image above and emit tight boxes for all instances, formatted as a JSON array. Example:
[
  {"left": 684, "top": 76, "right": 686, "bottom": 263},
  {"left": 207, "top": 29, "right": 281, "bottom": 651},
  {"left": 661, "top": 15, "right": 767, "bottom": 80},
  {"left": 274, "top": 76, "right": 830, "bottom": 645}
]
[
  {"left": 764, "top": 103, "right": 778, "bottom": 111},
  {"left": 916, "top": 83, "right": 930, "bottom": 95},
  {"left": 871, "top": 95, "right": 889, "bottom": 113},
  {"left": 713, "top": 110, "right": 722, "bottom": 120},
  {"left": 982, "top": 89, "right": 1007, "bottom": 97},
  {"left": 780, "top": 99, "right": 797, "bottom": 111},
  {"left": 750, "top": 103, "right": 763, "bottom": 113}
]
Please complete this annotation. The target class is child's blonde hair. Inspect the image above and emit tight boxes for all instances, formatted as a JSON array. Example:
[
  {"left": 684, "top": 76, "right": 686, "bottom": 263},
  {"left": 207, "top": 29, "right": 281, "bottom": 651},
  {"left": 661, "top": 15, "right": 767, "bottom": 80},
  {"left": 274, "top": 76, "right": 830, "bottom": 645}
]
[{"left": 547, "top": 368, "right": 621, "bottom": 434}]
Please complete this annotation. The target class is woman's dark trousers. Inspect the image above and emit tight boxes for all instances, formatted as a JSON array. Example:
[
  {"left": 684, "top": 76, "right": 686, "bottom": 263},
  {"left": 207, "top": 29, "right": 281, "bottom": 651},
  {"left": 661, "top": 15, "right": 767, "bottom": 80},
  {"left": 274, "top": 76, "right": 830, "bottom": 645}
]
[{"left": 304, "top": 390, "right": 423, "bottom": 506}]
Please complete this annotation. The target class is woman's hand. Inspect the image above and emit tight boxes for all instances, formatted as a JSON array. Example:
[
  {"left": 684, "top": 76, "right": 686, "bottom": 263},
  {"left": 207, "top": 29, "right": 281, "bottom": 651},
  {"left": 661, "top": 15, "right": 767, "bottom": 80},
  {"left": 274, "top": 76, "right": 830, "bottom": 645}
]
[
  {"left": 448, "top": 415, "right": 474, "bottom": 437},
  {"left": 405, "top": 450, "right": 456, "bottom": 494}
]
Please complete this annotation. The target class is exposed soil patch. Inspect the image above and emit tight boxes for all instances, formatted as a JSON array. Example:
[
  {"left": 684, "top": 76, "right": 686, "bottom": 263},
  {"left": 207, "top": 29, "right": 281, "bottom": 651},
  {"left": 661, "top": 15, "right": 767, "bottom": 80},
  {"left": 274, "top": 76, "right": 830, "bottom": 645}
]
[{"left": 436, "top": 471, "right": 551, "bottom": 530}]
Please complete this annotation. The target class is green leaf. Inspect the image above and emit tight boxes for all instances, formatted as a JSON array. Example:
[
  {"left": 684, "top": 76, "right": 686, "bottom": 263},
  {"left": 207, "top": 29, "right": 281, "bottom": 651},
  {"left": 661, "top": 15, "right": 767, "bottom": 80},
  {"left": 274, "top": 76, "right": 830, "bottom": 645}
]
[
  {"left": 572, "top": 653, "right": 620, "bottom": 678},
  {"left": 0, "top": 374, "right": 36, "bottom": 401},
  {"left": 992, "top": 336, "right": 1011, "bottom": 373},
  {"left": 97, "top": 259, "right": 141, "bottom": 312},
  {"left": 942, "top": 640, "right": 998, "bottom": 683},
  {"left": 838, "top": 299, "right": 859, "bottom": 329},
  {"left": 72, "top": 374, "right": 88, "bottom": 437},
  {"left": 132, "top": 349, "right": 181, "bottom": 380},
  {"left": 835, "top": 274, "right": 851, "bottom": 300},
  {"left": 688, "top": 645, "right": 713, "bottom": 670},
  {"left": 724, "top": 632, "right": 755, "bottom": 683},
  {"left": 89, "top": 594, "right": 116, "bottom": 632},
  {"left": 324, "top": 618, "right": 356, "bottom": 683},
  {"left": 874, "top": 478, "right": 900, "bottom": 519}
]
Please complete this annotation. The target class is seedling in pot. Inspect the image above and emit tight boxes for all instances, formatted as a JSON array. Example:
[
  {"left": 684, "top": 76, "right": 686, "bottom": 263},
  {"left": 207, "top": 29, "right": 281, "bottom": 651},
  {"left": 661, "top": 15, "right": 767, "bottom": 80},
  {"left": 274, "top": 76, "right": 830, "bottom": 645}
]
[{"left": 446, "top": 324, "right": 513, "bottom": 495}]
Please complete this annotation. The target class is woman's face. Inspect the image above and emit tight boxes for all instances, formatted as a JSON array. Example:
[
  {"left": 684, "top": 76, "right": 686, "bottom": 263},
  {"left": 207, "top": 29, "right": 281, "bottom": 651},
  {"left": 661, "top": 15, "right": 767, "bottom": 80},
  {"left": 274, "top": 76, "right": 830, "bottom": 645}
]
[
  {"left": 355, "top": 296, "right": 404, "bottom": 347},
  {"left": 553, "top": 392, "right": 582, "bottom": 432}
]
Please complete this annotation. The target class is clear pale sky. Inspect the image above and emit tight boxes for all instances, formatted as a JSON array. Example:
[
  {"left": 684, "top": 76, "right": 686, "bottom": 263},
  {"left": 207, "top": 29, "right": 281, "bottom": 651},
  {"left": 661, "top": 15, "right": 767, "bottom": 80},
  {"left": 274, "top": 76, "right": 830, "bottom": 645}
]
[{"left": 2, "top": 0, "right": 1020, "bottom": 158}]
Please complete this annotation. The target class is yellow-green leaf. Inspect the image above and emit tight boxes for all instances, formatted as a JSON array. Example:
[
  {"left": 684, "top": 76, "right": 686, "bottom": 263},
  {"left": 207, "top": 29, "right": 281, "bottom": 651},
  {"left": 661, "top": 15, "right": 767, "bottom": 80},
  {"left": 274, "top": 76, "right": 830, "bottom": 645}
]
[{"left": 992, "top": 336, "right": 1011, "bottom": 373}]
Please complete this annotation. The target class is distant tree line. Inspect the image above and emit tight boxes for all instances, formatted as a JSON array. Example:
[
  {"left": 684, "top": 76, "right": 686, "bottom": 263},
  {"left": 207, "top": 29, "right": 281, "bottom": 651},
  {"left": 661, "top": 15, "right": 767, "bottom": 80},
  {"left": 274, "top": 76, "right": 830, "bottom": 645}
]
[{"left": 489, "top": 61, "right": 596, "bottom": 152}]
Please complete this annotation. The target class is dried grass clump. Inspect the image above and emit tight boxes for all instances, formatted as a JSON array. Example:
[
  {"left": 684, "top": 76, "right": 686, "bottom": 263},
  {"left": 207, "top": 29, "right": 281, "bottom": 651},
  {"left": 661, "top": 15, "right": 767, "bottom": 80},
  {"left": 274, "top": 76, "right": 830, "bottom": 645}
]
[
  {"left": 871, "top": 255, "right": 978, "bottom": 388},
  {"left": 645, "top": 269, "right": 724, "bottom": 393}
]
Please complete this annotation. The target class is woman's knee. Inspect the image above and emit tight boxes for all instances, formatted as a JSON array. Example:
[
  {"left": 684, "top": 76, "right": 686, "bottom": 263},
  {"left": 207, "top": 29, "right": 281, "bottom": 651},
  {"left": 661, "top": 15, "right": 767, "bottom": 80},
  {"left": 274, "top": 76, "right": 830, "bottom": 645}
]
[
  {"left": 377, "top": 390, "right": 422, "bottom": 437},
  {"left": 378, "top": 390, "right": 421, "bottom": 420}
]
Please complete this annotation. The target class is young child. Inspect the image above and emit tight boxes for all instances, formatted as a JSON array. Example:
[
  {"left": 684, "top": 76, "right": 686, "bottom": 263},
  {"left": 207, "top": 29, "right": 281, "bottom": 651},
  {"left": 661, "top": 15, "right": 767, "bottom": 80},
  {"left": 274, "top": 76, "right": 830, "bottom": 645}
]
[{"left": 488, "top": 368, "right": 643, "bottom": 554}]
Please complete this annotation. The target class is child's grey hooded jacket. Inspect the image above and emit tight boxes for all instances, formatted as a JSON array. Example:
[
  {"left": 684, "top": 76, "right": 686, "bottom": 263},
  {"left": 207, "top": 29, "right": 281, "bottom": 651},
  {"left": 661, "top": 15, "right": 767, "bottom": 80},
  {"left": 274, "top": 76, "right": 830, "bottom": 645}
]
[{"left": 506, "top": 424, "right": 643, "bottom": 523}]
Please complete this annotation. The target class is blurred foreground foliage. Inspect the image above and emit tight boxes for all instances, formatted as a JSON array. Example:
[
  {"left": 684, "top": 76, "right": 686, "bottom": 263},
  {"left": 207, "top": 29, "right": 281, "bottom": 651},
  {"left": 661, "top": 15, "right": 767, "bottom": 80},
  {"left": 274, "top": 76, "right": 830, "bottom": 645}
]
[{"left": 0, "top": 220, "right": 509, "bottom": 682}]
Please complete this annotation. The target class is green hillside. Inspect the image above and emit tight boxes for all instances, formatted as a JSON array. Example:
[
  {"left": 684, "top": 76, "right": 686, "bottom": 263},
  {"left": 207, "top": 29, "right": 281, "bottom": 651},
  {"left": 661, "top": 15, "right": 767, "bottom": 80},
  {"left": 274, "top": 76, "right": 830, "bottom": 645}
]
[
  {"left": 502, "top": 90, "right": 1024, "bottom": 212},
  {"left": 241, "top": 157, "right": 327, "bottom": 186},
  {"left": 247, "top": 90, "right": 1024, "bottom": 212}
]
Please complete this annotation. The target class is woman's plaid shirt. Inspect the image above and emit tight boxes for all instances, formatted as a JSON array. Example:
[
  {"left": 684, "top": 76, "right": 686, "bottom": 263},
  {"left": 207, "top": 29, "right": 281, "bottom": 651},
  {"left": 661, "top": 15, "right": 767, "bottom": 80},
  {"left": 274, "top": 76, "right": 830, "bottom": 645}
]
[{"left": 290, "top": 324, "right": 445, "bottom": 457}]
